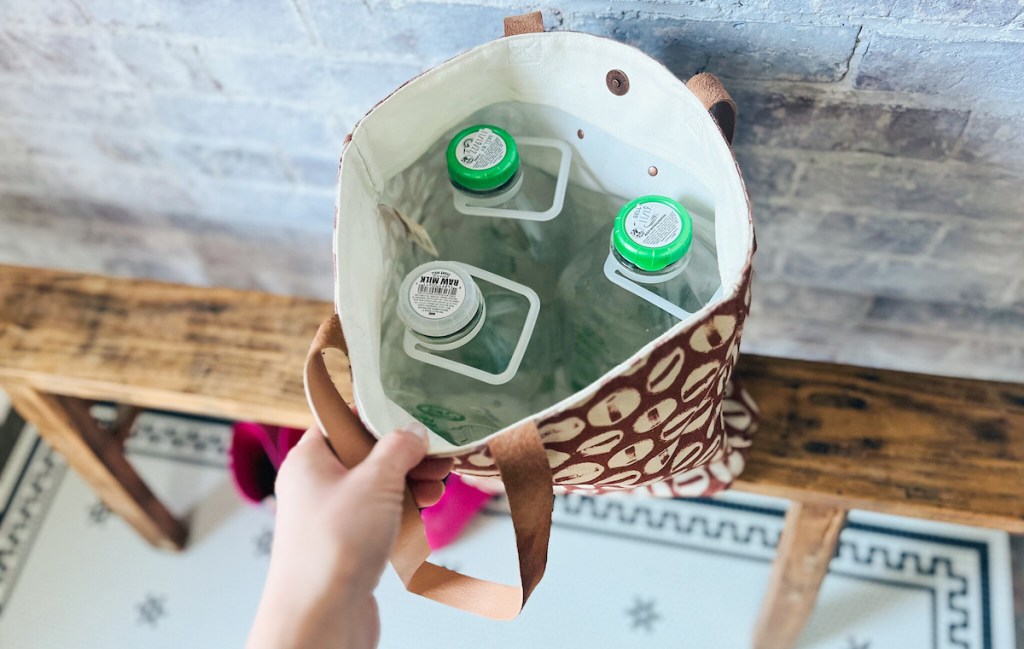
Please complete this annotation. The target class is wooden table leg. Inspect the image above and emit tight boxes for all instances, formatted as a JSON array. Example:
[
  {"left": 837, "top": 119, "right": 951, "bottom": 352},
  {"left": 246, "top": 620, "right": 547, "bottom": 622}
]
[
  {"left": 105, "top": 404, "right": 143, "bottom": 446},
  {"left": 5, "top": 382, "right": 188, "bottom": 551},
  {"left": 752, "top": 501, "right": 848, "bottom": 649}
]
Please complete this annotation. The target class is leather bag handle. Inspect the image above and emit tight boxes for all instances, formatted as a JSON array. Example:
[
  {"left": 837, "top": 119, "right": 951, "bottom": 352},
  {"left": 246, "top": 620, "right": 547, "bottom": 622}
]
[
  {"left": 686, "top": 72, "right": 737, "bottom": 145},
  {"left": 504, "top": 11, "right": 544, "bottom": 37},
  {"left": 304, "top": 315, "right": 553, "bottom": 620}
]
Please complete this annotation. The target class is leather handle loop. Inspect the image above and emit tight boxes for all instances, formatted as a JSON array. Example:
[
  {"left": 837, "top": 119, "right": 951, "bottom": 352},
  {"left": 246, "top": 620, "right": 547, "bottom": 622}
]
[
  {"left": 504, "top": 11, "right": 544, "bottom": 37},
  {"left": 686, "top": 72, "right": 737, "bottom": 145},
  {"left": 303, "top": 315, "right": 554, "bottom": 619},
  {"left": 303, "top": 315, "right": 375, "bottom": 462}
]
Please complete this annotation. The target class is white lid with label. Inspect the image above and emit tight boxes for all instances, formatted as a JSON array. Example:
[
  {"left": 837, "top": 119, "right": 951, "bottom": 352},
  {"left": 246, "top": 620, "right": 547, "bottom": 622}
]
[{"left": 396, "top": 262, "right": 483, "bottom": 340}]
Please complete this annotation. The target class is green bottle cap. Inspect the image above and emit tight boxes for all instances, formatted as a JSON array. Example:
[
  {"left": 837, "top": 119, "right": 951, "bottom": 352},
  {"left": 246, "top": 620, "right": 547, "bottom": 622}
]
[
  {"left": 446, "top": 125, "right": 519, "bottom": 193},
  {"left": 612, "top": 195, "right": 693, "bottom": 272}
]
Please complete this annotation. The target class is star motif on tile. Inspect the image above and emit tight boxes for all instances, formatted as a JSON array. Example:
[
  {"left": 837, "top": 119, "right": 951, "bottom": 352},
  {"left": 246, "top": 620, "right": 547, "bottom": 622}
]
[
  {"left": 255, "top": 528, "right": 273, "bottom": 557},
  {"left": 87, "top": 500, "right": 111, "bottom": 526},
  {"left": 136, "top": 593, "right": 167, "bottom": 627},
  {"left": 626, "top": 596, "right": 660, "bottom": 633}
]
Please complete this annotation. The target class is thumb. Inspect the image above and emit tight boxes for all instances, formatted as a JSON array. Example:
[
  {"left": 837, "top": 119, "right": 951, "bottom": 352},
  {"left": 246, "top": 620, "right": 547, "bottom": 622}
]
[{"left": 358, "top": 422, "right": 430, "bottom": 486}]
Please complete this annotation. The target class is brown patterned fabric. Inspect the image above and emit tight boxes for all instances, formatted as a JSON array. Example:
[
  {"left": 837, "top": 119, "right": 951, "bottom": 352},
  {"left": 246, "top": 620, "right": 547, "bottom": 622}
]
[{"left": 451, "top": 262, "right": 758, "bottom": 495}]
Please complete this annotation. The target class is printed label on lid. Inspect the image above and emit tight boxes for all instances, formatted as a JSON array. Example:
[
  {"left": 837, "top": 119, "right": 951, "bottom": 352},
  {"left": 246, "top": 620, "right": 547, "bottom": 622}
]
[
  {"left": 456, "top": 128, "right": 507, "bottom": 171},
  {"left": 409, "top": 269, "right": 466, "bottom": 320},
  {"left": 625, "top": 201, "right": 683, "bottom": 248}
]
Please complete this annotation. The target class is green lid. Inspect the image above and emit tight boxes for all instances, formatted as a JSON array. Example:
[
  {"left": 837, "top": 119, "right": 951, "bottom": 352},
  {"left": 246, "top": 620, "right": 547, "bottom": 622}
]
[
  {"left": 446, "top": 125, "right": 519, "bottom": 193},
  {"left": 612, "top": 195, "right": 693, "bottom": 272}
]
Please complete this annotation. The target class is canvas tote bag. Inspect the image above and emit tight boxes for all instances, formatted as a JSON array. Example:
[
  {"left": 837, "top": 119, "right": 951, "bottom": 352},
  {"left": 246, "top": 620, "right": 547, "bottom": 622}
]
[{"left": 305, "top": 12, "right": 759, "bottom": 619}]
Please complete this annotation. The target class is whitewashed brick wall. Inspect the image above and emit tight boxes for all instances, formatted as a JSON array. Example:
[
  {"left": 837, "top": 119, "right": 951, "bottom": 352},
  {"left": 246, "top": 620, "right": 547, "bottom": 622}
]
[{"left": 1, "top": 0, "right": 1022, "bottom": 381}]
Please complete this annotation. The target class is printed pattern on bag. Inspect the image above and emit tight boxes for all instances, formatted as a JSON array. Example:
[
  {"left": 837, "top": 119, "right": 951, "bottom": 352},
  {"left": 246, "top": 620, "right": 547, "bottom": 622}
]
[{"left": 451, "top": 264, "right": 758, "bottom": 495}]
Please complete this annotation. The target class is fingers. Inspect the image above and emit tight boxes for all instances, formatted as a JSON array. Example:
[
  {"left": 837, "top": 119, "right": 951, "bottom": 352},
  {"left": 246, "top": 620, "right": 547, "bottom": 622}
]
[
  {"left": 407, "top": 457, "right": 454, "bottom": 482},
  {"left": 294, "top": 421, "right": 325, "bottom": 446},
  {"left": 410, "top": 480, "right": 446, "bottom": 508},
  {"left": 285, "top": 426, "right": 345, "bottom": 469},
  {"left": 279, "top": 426, "right": 331, "bottom": 469},
  {"left": 274, "top": 427, "right": 340, "bottom": 500},
  {"left": 358, "top": 423, "right": 429, "bottom": 485}
]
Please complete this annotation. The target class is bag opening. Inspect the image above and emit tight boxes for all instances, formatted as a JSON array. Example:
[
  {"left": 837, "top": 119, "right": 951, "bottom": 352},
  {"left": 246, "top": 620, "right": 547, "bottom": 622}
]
[{"left": 334, "top": 32, "right": 753, "bottom": 455}]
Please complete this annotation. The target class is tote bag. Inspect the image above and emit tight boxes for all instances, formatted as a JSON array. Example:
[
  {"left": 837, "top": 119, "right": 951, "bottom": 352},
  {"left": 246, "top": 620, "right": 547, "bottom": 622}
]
[{"left": 305, "top": 12, "right": 759, "bottom": 619}]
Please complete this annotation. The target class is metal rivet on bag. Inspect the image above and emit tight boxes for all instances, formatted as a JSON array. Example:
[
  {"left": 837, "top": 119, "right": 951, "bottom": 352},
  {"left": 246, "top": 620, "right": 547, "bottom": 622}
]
[
  {"left": 577, "top": 129, "right": 585, "bottom": 139},
  {"left": 648, "top": 166, "right": 659, "bottom": 176},
  {"left": 606, "top": 69, "right": 629, "bottom": 96}
]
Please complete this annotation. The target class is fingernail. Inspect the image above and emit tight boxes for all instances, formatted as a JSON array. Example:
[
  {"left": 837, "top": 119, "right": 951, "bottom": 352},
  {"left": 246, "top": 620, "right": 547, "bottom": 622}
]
[{"left": 400, "top": 421, "right": 430, "bottom": 446}]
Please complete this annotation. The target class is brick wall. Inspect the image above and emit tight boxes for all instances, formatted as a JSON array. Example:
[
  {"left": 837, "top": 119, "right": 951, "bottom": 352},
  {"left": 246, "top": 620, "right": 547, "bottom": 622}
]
[{"left": 1, "top": 1, "right": 1022, "bottom": 381}]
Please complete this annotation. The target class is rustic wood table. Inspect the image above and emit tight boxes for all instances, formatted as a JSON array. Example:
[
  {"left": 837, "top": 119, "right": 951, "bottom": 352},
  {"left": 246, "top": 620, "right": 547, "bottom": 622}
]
[{"left": 1, "top": 264, "right": 1021, "bottom": 649}]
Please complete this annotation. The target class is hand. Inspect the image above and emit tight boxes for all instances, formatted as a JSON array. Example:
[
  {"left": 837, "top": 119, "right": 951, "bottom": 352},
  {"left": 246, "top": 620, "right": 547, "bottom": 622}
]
[{"left": 247, "top": 422, "right": 452, "bottom": 649}]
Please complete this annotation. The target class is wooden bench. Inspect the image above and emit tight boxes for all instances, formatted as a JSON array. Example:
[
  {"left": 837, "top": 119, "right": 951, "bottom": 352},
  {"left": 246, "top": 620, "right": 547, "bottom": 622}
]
[{"left": 1, "top": 264, "right": 1021, "bottom": 649}]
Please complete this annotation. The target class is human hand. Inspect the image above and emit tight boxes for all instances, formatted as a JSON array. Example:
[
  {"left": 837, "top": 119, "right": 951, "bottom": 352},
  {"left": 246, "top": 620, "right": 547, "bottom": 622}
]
[{"left": 246, "top": 422, "right": 452, "bottom": 649}]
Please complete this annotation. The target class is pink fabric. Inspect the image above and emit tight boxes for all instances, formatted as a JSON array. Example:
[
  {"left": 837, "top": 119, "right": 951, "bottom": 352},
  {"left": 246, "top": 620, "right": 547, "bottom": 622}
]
[
  {"left": 230, "top": 422, "right": 492, "bottom": 549},
  {"left": 229, "top": 423, "right": 305, "bottom": 503},
  {"left": 420, "top": 474, "right": 494, "bottom": 550}
]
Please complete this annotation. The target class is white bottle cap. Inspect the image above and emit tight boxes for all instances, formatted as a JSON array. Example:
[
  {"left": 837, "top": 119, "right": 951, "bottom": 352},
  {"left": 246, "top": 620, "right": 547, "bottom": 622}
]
[{"left": 397, "top": 262, "right": 483, "bottom": 341}]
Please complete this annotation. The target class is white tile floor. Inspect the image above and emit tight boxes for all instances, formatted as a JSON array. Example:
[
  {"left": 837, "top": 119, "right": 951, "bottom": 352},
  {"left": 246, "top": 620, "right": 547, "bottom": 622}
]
[{"left": 0, "top": 406, "right": 1015, "bottom": 649}]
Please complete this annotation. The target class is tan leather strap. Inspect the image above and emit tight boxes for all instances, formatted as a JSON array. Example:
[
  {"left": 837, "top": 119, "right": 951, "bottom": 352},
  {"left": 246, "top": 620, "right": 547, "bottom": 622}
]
[
  {"left": 304, "top": 315, "right": 554, "bottom": 619},
  {"left": 686, "top": 72, "right": 737, "bottom": 145},
  {"left": 504, "top": 11, "right": 544, "bottom": 37}
]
